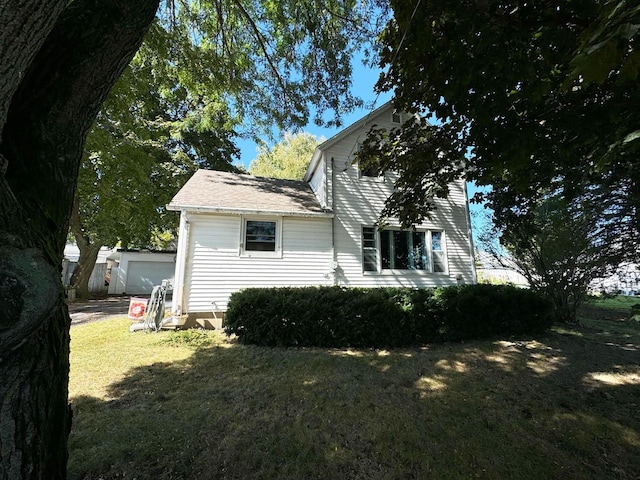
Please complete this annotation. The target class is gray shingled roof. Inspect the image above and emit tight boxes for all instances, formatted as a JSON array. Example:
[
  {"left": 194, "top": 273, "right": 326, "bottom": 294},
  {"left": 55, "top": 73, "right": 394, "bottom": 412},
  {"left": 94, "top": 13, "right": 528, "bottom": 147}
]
[{"left": 167, "top": 170, "right": 331, "bottom": 216}]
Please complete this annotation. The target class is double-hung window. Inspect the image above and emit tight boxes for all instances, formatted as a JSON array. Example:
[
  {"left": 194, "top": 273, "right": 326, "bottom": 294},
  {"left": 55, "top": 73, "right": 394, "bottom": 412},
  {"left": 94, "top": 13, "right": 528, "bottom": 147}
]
[
  {"left": 362, "top": 227, "right": 378, "bottom": 272},
  {"left": 431, "top": 231, "right": 446, "bottom": 272},
  {"left": 362, "top": 227, "right": 446, "bottom": 273},
  {"left": 242, "top": 218, "right": 280, "bottom": 256}
]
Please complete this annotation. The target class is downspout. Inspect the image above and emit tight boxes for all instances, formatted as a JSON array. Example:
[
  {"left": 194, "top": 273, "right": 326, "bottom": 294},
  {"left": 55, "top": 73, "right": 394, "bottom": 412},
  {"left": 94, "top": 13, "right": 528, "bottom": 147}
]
[
  {"left": 330, "top": 156, "right": 337, "bottom": 286},
  {"left": 169, "top": 210, "right": 190, "bottom": 325}
]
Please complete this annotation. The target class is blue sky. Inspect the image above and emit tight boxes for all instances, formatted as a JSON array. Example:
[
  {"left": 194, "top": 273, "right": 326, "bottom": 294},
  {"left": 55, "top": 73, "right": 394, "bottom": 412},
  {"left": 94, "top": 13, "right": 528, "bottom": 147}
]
[{"left": 235, "top": 61, "right": 393, "bottom": 169}]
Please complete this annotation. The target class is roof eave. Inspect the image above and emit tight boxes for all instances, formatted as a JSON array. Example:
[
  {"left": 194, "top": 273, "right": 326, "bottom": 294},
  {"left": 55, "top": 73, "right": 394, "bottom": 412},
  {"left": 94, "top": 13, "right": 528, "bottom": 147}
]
[{"left": 166, "top": 204, "right": 334, "bottom": 218}]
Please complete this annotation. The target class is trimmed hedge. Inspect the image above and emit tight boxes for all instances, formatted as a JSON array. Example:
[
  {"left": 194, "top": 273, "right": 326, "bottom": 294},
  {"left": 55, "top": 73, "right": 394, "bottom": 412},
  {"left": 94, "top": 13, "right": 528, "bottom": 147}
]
[{"left": 224, "top": 284, "right": 553, "bottom": 348}]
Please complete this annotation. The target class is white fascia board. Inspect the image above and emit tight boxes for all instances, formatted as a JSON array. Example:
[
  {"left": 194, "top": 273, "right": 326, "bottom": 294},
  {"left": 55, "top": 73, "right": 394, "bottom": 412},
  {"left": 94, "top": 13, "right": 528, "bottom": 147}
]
[
  {"left": 303, "top": 148, "right": 323, "bottom": 182},
  {"left": 166, "top": 204, "right": 334, "bottom": 218}
]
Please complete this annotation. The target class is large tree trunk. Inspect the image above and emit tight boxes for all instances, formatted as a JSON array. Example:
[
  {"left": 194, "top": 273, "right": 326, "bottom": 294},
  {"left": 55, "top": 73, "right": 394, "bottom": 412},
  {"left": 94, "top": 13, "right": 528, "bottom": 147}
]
[
  {"left": 0, "top": 1, "right": 159, "bottom": 478},
  {"left": 68, "top": 195, "right": 102, "bottom": 300},
  {"left": 0, "top": 0, "right": 67, "bottom": 144},
  {"left": 70, "top": 245, "right": 102, "bottom": 300}
]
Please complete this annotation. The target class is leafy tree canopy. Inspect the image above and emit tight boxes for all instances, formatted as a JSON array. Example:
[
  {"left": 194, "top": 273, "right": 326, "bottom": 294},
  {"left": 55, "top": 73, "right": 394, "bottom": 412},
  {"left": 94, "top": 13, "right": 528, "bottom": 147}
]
[
  {"left": 153, "top": 0, "right": 389, "bottom": 133},
  {"left": 76, "top": 45, "right": 239, "bottom": 247},
  {"left": 360, "top": 0, "right": 640, "bottom": 260},
  {"left": 249, "top": 131, "right": 321, "bottom": 180},
  {"left": 480, "top": 186, "right": 626, "bottom": 323},
  {"left": 71, "top": 0, "right": 389, "bottom": 296}
]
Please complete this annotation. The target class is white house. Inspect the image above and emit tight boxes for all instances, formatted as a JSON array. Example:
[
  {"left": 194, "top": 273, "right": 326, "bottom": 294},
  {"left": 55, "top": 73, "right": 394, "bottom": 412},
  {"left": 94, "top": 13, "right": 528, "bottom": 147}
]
[{"left": 166, "top": 103, "right": 476, "bottom": 325}]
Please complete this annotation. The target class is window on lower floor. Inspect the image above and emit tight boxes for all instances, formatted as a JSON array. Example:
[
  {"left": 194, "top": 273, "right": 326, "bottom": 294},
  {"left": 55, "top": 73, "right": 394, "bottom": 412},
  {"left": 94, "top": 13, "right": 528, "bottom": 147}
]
[
  {"left": 362, "top": 227, "right": 378, "bottom": 272},
  {"left": 431, "top": 231, "right": 446, "bottom": 272},
  {"left": 362, "top": 227, "right": 447, "bottom": 273},
  {"left": 381, "top": 230, "right": 427, "bottom": 270},
  {"left": 245, "top": 220, "right": 277, "bottom": 251}
]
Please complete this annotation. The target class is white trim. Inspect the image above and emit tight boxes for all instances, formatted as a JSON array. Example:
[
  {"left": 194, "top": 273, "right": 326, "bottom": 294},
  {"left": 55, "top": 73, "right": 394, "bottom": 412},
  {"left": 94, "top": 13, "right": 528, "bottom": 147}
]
[
  {"left": 166, "top": 204, "right": 332, "bottom": 218},
  {"left": 171, "top": 212, "right": 190, "bottom": 316},
  {"left": 362, "top": 226, "right": 449, "bottom": 274}
]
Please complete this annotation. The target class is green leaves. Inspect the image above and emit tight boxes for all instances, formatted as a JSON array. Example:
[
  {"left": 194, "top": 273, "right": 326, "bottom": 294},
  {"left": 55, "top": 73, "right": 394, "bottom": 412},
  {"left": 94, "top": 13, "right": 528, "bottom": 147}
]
[
  {"left": 249, "top": 131, "right": 320, "bottom": 180},
  {"left": 369, "top": 0, "right": 639, "bottom": 260}
]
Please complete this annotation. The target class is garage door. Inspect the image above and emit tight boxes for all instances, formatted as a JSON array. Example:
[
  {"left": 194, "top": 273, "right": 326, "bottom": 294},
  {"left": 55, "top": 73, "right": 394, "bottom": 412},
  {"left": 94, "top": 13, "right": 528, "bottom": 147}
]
[{"left": 125, "top": 261, "right": 175, "bottom": 295}]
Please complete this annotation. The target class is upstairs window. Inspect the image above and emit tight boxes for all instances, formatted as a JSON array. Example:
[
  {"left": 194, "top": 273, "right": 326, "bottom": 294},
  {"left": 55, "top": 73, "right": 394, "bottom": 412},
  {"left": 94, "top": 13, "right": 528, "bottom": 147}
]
[
  {"left": 359, "top": 163, "right": 381, "bottom": 178},
  {"left": 245, "top": 220, "right": 277, "bottom": 251},
  {"left": 358, "top": 154, "right": 384, "bottom": 179}
]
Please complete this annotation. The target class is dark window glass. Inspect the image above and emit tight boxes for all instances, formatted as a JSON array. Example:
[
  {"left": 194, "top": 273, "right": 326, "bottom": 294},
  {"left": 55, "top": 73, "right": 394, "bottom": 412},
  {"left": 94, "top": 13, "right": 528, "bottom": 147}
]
[
  {"left": 245, "top": 220, "right": 276, "bottom": 251},
  {"left": 360, "top": 162, "right": 380, "bottom": 177},
  {"left": 380, "top": 230, "right": 426, "bottom": 270}
]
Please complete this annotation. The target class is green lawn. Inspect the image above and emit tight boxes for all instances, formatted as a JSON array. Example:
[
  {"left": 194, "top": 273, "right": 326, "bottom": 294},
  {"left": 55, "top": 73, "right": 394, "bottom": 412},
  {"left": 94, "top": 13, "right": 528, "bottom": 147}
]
[
  {"left": 69, "top": 304, "right": 640, "bottom": 480},
  {"left": 586, "top": 294, "right": 640, "bottom": 311}
]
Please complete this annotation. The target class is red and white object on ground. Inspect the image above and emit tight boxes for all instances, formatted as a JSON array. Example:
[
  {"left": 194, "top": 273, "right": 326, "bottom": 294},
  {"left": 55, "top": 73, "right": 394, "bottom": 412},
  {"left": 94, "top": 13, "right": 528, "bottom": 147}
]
[{"left": 128, "top": 297, "right": 148, "bottom": 320}]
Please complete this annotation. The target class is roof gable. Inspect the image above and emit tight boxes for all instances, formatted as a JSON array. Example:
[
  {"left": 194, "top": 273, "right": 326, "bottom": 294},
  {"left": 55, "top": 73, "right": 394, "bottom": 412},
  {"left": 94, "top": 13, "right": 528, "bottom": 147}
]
[{"left": 304, "top": 102, "right": 396, "bottom": 181}]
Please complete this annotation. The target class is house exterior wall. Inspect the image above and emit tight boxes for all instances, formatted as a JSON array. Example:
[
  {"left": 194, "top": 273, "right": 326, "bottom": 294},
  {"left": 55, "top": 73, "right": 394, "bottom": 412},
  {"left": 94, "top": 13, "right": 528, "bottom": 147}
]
[
  {"left": 322, "top": 109, "right": 476, "bottom": 288},
  {"left": 170, "top": 102, "right": 476, "bottom": 317},
  {"left": 179, "top": 212, "right": 333, "bottom": 313}
]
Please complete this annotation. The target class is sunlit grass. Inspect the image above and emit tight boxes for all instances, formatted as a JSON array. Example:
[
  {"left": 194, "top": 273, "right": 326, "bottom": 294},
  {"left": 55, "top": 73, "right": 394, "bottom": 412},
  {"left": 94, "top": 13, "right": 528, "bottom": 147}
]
[
  {"left": 69, "top": 311, "right": 640, "bottom": 480},
  {"left": 587, "top": 295, "right": 640, "bottom": 310}
]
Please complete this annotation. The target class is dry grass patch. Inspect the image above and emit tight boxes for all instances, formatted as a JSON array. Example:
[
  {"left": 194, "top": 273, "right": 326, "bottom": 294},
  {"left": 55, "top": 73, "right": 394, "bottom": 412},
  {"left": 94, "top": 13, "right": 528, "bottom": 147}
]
[{"left": 69, "top": 312, "right": 639, "bottom": 480}]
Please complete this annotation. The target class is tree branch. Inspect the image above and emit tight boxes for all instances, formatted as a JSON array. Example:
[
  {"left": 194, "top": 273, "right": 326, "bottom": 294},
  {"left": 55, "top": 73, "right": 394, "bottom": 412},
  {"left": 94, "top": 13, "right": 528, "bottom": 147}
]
[{"left": 230, "top": 0, "right": 291, "bottom": 110}]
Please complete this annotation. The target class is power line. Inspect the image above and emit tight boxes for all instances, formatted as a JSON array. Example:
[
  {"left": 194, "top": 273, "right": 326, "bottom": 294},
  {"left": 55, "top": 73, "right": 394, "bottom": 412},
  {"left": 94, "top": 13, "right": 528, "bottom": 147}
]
[{"left": 347, "top": 0, "right": 423, "bottom": 161}]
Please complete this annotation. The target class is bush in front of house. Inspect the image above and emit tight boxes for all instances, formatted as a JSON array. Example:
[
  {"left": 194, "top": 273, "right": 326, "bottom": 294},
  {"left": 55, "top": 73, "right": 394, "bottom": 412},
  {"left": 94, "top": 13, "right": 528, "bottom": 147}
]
[
  {"left": 224, "top": 284, "right": 552, "bottom": 348},
  {"left": 431, "top": 284, "right": 553, "bottom": 342}
]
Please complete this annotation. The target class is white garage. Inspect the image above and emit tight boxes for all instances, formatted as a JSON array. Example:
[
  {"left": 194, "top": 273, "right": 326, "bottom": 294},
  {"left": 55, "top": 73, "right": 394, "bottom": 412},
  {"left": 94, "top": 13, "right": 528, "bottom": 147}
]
[{"left": 108, "top": 250, "right": 176, "bottom": 295}]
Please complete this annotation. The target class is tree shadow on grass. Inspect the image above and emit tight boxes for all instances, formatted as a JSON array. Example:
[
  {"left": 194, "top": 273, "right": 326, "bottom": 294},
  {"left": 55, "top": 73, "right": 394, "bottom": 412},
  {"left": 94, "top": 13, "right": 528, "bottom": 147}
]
[{"left": 69, "top": 323, "right": 640, "bottom": 480}]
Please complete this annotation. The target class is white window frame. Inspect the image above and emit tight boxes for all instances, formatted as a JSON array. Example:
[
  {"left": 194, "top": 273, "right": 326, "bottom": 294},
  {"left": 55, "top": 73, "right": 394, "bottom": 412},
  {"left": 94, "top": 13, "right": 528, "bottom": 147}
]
[
  {"left": 362, "top": 227, "right": 448, "bottom": 274},
  {"left": 240, "top": 216, "right": 282, "bottom": 258},
  {"left": 362, "top": 226, "right": 378, "bottom": 273},
  {"left": 429, "top": 230, "right": 447, "bottom": 273}
]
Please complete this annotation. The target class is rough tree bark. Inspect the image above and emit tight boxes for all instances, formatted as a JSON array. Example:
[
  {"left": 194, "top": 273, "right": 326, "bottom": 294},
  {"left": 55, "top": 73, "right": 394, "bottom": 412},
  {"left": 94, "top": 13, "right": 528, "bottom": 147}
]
[
  {"left": 0, "top": 1, "right": 159, "bottom": 478},
  {"left": 0, "top": 0, "right": 67, "bottom": 145}
]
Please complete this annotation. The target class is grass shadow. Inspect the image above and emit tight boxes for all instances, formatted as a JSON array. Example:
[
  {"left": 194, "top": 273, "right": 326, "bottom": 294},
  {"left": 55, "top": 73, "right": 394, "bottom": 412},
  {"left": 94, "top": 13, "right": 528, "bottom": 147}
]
[{"left": 69, "top": 316, "right": 640, "bottom": 480}]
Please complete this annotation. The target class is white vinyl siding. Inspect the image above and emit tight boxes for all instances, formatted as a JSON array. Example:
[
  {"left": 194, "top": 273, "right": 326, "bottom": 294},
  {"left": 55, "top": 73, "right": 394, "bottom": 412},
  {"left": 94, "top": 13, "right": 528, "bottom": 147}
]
[
  {"left": 183, "top": 213, "right": 332, "bottom": 312},
  {"left": 322, "top": 103, "right": 474, "bottom": 287}
]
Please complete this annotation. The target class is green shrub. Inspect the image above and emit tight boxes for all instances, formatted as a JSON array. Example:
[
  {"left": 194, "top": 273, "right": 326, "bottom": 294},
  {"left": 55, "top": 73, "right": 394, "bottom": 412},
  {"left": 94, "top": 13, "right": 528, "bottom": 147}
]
[
  {"left": 225, "top": 284, "right": 552, "bottom": 348},
  {"left": 432, "top": 284, "right": 553, "bottom": 341}
]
